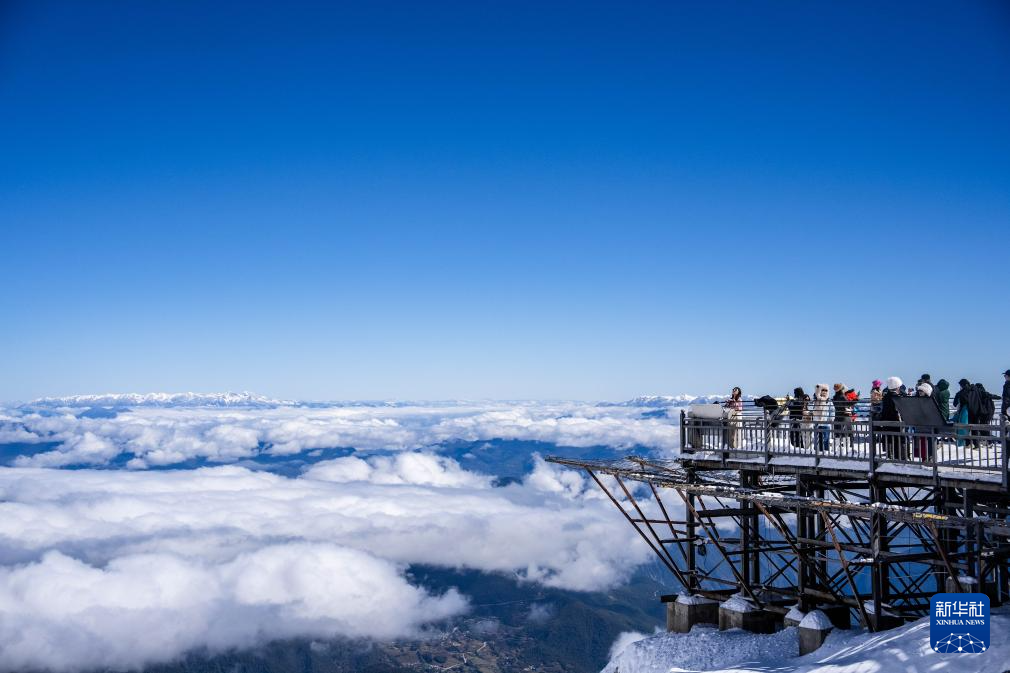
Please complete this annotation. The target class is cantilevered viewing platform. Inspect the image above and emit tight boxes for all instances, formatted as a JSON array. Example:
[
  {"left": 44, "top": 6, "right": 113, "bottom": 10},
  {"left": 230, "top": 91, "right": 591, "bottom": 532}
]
[
  {"left": 547, "top": 398, "right": 1010, "bottom": 652},
  {"left": 679, "top": 399, "right": 1008, "bottom": 492}
]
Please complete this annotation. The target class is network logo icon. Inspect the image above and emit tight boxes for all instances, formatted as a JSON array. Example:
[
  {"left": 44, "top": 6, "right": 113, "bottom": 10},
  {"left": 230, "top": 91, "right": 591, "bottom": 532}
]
[
  {"left": 933, "top": 633, "right": 987, "bottom": 653},
  {"left": 930, "top": 592, "right": 989, "bottom": 655}
]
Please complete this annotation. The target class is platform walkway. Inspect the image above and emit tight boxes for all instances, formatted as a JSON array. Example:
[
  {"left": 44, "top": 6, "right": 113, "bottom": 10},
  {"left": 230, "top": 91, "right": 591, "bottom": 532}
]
[{"left": 680, "top": 406, "right": 1009, "bottom": 491}]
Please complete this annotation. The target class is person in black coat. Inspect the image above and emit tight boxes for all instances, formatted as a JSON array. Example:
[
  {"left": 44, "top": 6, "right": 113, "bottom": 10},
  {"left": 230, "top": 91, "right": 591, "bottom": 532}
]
[
  {"left": 1002, "top": 370, "right": 1010, "bottom": 421},
  {"left": 832, "top": 384, "right": 848, "bottom": 423},
  {"left": 975, "top": 382, "right": 999, "bottom": 446},
  {"left": 878, "top": 377, "right": 907, "bottom": 460},
  {"left": 953, "top": 379, "right": 979, "bottom": 423},
  {"left": 788, "top": 387, "right": 809, "bottom": 448},
  {"left": 832, "top": 383, "right": 855, "bottom": 448}
]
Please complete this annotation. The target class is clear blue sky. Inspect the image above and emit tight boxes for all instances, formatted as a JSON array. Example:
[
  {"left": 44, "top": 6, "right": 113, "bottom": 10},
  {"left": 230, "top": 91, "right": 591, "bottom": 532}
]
[{"left": 2, "top": 1, "right": 1009, "bottom": 402}]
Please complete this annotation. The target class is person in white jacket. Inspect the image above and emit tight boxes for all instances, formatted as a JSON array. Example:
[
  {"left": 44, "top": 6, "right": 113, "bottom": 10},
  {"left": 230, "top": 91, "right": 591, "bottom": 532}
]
[{"left": 809, "top": 383, "right": 834, "bottom": 452}]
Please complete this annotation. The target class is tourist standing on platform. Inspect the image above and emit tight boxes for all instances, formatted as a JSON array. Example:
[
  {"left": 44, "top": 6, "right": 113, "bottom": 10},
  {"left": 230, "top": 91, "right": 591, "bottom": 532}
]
[
  {"left": 810, "top": 384, "right": 833, "bottom": 452},
  {"left": 788, "top": 387, "right": 809, "bottom": 448},
  {"left": 914, "top": 381, "right": 935, "bottom": 460},
  {"left": 845, "top": 387, "right": 859, "bottom": 445},
  {"left": 1003, "top": 370, "right": 1010, "bottom": 421},
  {"left": 870, "top": 380, "right": 884, "bottom": 416},
  {"left": 953, "top": 379, "right": 977, "bottom": 448},
  {"left": 918, "top": 373, "right": 940, "bottom": 405},
  {"left": 879, "top": 377, "right": 907, "bottom": 459},
  {"left": 935, "top": 379, "right": 951, "bottom": 421},
  {"left": 724, "top": 386, "right": 743, "bottom": 448},
  {"left": 832, "top": 383, "right": 853, "bottom": 449},
  {"left": 976, "top": 382, "right": 998, "bottom": 447}
]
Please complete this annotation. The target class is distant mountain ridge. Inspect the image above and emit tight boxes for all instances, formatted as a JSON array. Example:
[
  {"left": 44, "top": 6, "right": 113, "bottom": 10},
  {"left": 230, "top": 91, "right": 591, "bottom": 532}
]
[
  {"left": 610, "top": 394, "right": 739, "bottom": 408},
  {"left": 24, "top": 392, "right": 745, "bottom": 410},
  {"left": 27, "top": 391, "right": 293, "bottom": 409}
]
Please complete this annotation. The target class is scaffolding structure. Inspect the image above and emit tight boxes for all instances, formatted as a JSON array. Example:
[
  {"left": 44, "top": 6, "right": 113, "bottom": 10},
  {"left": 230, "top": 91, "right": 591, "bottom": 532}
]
[{"left": 547, "top": 407, "right": 1010, "bottom": 632}]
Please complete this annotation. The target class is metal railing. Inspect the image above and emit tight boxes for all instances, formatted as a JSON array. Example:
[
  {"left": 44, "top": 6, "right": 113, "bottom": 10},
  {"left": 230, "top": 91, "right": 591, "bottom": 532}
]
[{"left": 680, "top": 409, "right": 1010, "bottom": 487}]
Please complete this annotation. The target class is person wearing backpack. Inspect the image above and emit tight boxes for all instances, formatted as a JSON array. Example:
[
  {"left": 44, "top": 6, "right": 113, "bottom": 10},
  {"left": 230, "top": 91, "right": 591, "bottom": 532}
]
[{"left": 976, "top": 382, "right": 999, "bottom": 448}]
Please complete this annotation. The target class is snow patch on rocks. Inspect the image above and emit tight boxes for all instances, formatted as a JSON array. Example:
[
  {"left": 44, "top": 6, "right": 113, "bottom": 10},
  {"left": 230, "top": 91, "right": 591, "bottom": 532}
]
[
  {"left": 603, "top": 611, "right": 1010, "bottom": 673},
  {"left": 799, "top": 610, "right": 833, "bottom": 631}
]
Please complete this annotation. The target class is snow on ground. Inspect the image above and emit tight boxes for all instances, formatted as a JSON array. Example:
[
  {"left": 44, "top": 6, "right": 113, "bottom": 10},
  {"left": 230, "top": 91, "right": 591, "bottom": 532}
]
[
  {"left": 602, "top": 624, "right": 798, "bottom": 673},
  {"left": 603, "top": 611, "right": 1010, "bottom": 673}
]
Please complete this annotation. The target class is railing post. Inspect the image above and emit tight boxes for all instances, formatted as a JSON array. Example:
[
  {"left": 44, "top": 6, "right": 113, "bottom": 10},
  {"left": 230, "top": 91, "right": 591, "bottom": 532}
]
[
  {"left": 759, "top": 420, "right": 767, "bottom": 466},
  {"left": 764, "top": 415, "right": 771, "bottom": 467},
  {"left": 680, "top": 409, "right": 687, "bottom": 454},
  {"left": 933, "top": 426, "right": 939, "bottom": 485},
  {"left": 868, "top": 416, "right": 877, "bottom": 477},
  {"left": 1002, "top": 416, "right": 1008, "bottom": 492}
]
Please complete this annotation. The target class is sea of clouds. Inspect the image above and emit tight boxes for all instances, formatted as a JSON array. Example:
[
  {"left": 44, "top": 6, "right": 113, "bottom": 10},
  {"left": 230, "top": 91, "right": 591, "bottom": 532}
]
[
  {"left": 0, "top": 397, "right": 686, "bottom": 671},
  {"left": 0, "top": 400, "right": 683, "bottom": 468}
]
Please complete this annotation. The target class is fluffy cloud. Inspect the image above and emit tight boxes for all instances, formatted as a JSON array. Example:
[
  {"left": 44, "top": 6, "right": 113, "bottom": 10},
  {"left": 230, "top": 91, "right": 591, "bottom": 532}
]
[
  {"left": 0, "top": 545, "right": 465, "bottom": 673},
  {"left": 304, "top": 452, "right": 491, "bottom": 488},
  {"left": 0, "top": 401, "right": 681, "bottom": 468},
  {"left": 0, "top": 454, "right": 654, "bottom": 671}
]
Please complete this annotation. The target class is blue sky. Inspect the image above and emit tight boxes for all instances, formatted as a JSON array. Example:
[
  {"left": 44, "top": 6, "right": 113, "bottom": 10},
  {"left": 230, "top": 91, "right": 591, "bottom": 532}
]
[{"left": 2, "top": 1, "right": 1009, "bottom": 401}]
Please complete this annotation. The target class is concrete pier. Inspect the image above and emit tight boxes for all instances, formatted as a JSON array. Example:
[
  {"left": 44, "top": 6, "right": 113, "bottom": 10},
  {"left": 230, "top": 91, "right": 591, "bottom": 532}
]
[
  {"left": 798, "top": 610, "right": 834, "bottom": 655},
  {"left": 666, "top": 593, "right": 719, "bottom": 633},
  {"left": 718, "top": 596, "right": 780, "bottom": 634},
  {"left": 783, "top": 605, "right": 805, "bottom": 628}
]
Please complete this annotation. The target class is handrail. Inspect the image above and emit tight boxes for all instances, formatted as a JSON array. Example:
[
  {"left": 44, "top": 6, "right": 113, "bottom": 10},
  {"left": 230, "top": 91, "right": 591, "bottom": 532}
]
[{"left": 681, "top": 413, "right": 1007, "bottom": 479}]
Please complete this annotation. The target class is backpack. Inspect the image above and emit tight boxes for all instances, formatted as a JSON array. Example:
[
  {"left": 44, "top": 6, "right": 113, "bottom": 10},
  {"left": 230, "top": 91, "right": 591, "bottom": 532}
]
[{"left": 976, "top": 383, "right": 996, "bottom": 420}]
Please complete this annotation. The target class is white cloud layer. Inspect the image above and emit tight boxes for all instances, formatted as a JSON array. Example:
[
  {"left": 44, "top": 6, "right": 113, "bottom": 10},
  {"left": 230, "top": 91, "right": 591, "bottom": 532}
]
[
  {"left": 0, "top": 401, "right": 680, "bottom": 468},
  {"left": 0, "top": 454, "right": 654, "bottom": 671},
  {"left": 0, "top": 545, "right": 465, "bottom": 673}
]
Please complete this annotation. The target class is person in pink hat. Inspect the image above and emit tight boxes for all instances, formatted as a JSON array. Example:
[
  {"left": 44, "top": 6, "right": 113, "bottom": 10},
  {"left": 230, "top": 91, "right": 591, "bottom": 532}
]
[{"left": 870, "top": 379, "right": 884, "bottom": 415}]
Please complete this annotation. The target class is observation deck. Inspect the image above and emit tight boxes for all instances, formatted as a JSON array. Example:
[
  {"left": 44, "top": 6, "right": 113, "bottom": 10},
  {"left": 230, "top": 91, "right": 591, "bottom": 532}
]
[{"left": 679, "top": 399, "right": 1008, "bottom": 492}]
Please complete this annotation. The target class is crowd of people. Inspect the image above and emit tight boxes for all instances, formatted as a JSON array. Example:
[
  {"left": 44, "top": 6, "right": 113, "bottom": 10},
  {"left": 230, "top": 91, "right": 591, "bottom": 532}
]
[{"left": 721, "top": 370, "right": 1010, "bottom": 457}]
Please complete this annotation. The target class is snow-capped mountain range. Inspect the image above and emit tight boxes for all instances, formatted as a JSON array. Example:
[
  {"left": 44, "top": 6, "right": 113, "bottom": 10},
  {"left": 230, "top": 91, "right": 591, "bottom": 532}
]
[
  {"left": 26, "top": 391, "right": 293, "bottom": 409},
  {"left": 611, "top": 394, "right": 742, "bottom": 408},
  {"left": 22, "top": 391, "right": 740, "bottom": 410}
]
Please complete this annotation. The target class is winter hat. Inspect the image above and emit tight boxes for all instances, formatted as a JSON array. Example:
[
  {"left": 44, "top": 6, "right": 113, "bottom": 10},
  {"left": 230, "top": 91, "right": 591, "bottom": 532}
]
[
  {"left": 815, "top": 383, "right": 830, "bottom": 399},
  {"left": 886, "top": 376, "right": 903, "bottom": 391},
  {"left": 833, "top": 383, "right": 844, "bottom": 391},
  {"left": 920, "top": 374, "right": 932, "bottom": 383},
  {"left": 917, "top": 382, "right": 933, "bottom": 397},
  {"left": 793, "top": 387, "right": 805, "bottom": 397},
  {"left": 937, "top": 379, "right": 949, "bottom": 390},
  {"left": 872, "top": 379, "right": 883, "bottom": 389},
  {"left": 1004, "top": 370, "right": 1010, "bottom": 377},
  {"left": 959, "top": 378, "right": 970, "bottom": 387}
]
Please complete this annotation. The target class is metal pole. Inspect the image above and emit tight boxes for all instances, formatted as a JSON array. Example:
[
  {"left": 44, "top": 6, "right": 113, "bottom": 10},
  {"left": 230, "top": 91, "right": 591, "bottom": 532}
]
[
  {"left": 674, "top": 488, "right": 763, "bottom": 607},
  {"left": 586, "top": 469, "right": 687, "bottom": 585},
  {"left": 1002, "top": 415, "right": 1008, "bottom": 491},
  {"left": 680, "top": 409, "right": 687, "bottom": 454},
  {"left": 820, "top": 511, "right": 873, "bottom": 631},
  {"left": 686, "top": 469, "right": 698, "bottom": 591}
]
